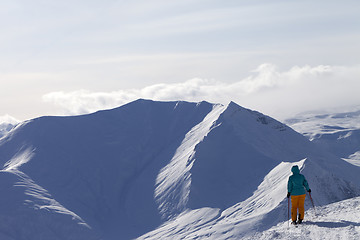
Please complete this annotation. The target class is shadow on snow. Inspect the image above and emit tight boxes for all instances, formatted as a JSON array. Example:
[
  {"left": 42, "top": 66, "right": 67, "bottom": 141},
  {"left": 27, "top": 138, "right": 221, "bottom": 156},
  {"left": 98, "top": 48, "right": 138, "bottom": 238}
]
[{"left": 304, "top": 220, "right": 360, "bottom": 228}]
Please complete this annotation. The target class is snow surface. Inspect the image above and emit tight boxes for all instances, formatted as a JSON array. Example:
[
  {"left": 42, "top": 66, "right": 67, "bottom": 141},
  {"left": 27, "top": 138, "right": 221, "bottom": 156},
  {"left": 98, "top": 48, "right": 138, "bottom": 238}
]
[
  {"left": 1, "top": 99, "right": 360, "bottom": 239},
  {"left": 246, "top": 196, "right": 360, "bottom": 240},
  {"left": 139, "top": 158, "right": 360, "bottom": 240},
  {"left": 155, "top": 103, "right": 225, "bottom": 218}
]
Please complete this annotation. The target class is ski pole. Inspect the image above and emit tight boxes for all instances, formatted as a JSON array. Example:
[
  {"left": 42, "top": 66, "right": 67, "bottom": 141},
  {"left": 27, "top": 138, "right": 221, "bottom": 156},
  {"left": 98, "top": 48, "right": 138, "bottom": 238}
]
[
  {"left": 308, "top": 191, "right": 317, "bottom": 216},
  {"left": 288, "top": 197, "right": 290, "bottom": 228},
  {"left": 309, "top": 192, "right": 315, "bottom": 208}
]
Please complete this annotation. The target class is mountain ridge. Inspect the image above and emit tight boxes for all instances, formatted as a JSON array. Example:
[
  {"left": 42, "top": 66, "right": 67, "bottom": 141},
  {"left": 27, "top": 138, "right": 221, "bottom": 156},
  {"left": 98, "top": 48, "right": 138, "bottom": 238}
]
[{"left": 1, "top": 99, "right": 360, "bottom": 239}]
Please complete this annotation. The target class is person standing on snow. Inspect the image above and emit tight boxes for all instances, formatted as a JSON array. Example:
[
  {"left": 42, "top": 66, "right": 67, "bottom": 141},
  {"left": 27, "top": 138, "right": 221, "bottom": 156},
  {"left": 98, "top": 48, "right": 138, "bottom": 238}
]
[{"left": 287, "top": 165, "right": 311, "bottom": 225}]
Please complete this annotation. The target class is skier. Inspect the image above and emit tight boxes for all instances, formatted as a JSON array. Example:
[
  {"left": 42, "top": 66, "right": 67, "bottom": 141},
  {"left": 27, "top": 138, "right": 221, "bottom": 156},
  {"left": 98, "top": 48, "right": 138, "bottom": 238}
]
[{"left": 287, "top": 165, "right": 311, "bottom": 225}]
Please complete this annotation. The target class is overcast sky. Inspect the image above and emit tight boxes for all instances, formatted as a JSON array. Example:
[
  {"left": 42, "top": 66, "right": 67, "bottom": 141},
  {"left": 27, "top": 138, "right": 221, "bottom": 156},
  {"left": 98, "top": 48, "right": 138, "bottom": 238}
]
[{"left": 1, "top": 0, "right": 360, "bottom": 122}]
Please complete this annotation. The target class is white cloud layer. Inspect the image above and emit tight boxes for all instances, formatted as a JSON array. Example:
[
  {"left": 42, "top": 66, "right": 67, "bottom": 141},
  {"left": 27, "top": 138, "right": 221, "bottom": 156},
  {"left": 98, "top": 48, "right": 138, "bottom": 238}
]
[
  {"left": 43, "top": 63, "right": 360, "bottom": 120},
  {"left": 0, "top": 114, "right": 20, "bottom": 125}
]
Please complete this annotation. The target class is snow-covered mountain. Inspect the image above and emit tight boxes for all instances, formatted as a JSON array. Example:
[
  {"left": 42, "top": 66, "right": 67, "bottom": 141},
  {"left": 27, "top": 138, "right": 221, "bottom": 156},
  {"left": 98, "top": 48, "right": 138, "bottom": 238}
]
[
  {"left": 1, "top": 99, "right": 360, "bottom": 239},
  {"left": 0, "top": 115, "right": 19, "bottom": 138},
  {"left": 286, "top": 108, "right": 360, "bottom": 167}
]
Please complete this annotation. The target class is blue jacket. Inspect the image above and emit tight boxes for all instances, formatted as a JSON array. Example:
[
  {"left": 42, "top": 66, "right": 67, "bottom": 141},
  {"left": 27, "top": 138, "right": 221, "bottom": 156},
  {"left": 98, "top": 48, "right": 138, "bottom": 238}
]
[{"left": 287, "top": 165, "right": 310, "bottom": 196}]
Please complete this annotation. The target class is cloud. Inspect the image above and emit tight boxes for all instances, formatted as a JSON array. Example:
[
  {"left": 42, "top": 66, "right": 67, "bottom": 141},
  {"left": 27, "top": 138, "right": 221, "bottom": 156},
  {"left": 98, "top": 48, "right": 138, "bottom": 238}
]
[
  {"left": 43, "top": 63, "right": 360, "bottom": 120},
  {"left": 0, "top": 114, "right": 20, "bottom": 124},
  {"left": 42, "top": 78, "right": 223, "bottom": 115}
]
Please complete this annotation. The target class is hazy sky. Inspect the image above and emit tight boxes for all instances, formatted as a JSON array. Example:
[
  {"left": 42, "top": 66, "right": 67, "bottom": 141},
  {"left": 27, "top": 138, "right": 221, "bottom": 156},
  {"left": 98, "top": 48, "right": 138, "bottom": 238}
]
[{"left": 1, "top": 0, "right": 360, "bottom": 121}]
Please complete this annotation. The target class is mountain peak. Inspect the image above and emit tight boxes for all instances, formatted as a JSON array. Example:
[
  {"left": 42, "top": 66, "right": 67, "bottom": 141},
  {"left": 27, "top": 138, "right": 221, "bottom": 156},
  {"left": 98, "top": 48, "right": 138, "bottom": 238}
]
[{"left": 224, "top": 101, "right": 285, "bottom": 128}]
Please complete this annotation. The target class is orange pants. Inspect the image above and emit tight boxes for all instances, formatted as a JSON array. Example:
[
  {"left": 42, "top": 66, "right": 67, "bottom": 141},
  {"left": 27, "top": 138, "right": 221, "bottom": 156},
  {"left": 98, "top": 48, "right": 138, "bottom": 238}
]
[{"left": 291, "top": 194, "right": 306, "bottom": 221}]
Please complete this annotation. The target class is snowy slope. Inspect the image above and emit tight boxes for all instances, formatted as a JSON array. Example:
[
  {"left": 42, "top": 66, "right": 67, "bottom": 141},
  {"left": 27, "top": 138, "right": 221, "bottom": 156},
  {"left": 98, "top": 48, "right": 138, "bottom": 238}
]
[
  {"left": 139, "top": 159, "right": 307, "bottom": 239},
  {"left": 187, "top": 103, "right": 309, "bottom": 210},
  {"left": 139, "top": 102, "right": 360, "bottom": 239},
  {"left": 1, "top": 99, "right": 360, "bottom": 240},
  {"left": 0, "top": 148, "right": 98, "bottom": 240},
  {"left": 139, "top": 157, "right": 360, "bottom": 240},
  {"left": 246, "top": 196, "right": 360, "bottom": 240},
  {"left": 0, "top": 100, "right": 216, "bottom": 239}
]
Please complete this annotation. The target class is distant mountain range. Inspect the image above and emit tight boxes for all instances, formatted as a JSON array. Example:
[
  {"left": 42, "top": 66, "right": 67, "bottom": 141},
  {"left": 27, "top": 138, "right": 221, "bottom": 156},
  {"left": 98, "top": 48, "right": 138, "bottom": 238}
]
[
  {"left": 285, "top": 108, "right": 360, "bottom": 167},
  {"left": 0, "top": 123, "right": 17, "bottom": 139}
]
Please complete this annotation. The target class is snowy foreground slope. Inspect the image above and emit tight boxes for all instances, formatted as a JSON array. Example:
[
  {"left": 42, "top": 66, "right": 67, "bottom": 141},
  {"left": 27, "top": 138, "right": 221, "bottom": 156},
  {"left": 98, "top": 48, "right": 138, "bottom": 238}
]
[
  {"left": 247, "top": 196, "right": 360, "bottom": 240},
  {"left": 1, "top": 99, "right": 360, "bottom": 240}
]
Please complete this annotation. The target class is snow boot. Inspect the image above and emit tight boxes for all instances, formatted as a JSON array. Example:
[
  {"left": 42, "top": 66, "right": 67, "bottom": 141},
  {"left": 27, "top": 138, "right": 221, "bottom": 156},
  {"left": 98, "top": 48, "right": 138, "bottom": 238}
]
[{"left": 297, "top": 214, "right": 303, "bottom": 224}]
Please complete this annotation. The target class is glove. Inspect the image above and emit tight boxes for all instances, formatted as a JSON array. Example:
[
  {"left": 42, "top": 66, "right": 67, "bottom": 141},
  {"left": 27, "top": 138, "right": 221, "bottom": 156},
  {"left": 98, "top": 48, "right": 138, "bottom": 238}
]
[
  {"left": 308, "top": 189, "right": 311, "bottom": 193},
  {"left": 287, "top": 192, "right": 290, "bottom": 198}
]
